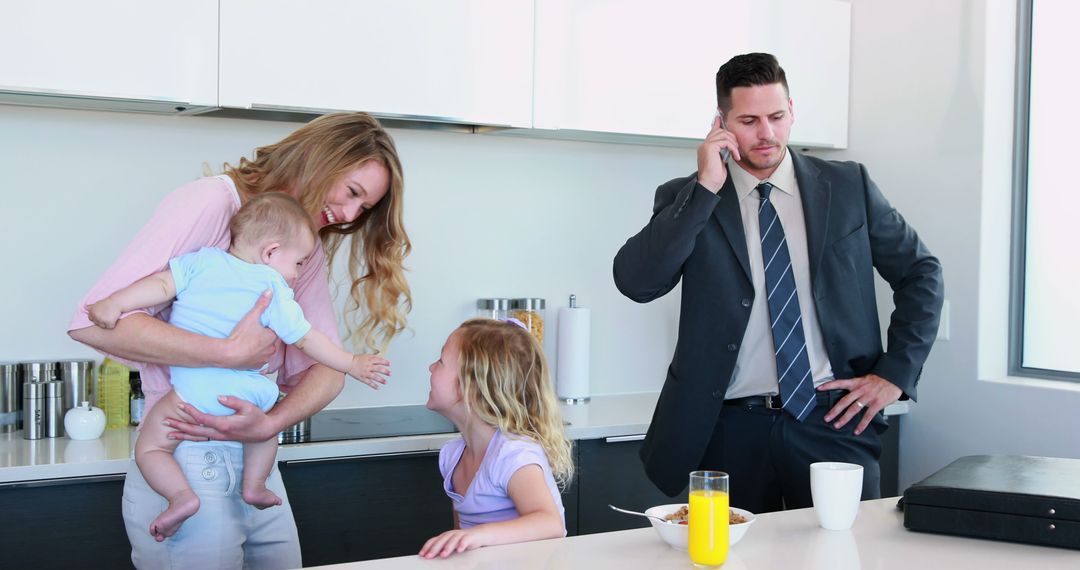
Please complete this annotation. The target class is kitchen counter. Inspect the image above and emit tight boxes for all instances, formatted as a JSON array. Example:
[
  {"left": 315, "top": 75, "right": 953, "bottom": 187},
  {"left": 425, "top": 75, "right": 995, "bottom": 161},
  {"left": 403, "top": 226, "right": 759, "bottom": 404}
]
[
  {"left": 306, "top": 497, "right": 1076, "bottom": 569},
  {"left": 0, "top": 392, "right": 909, "bottom": 484}
]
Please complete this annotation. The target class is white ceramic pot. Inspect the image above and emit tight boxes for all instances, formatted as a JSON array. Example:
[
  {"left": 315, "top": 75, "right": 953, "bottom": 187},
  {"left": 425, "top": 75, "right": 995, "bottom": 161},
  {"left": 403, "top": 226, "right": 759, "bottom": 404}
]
[{"left": 64, "top": 401, "right": 106, "bottom": 440}]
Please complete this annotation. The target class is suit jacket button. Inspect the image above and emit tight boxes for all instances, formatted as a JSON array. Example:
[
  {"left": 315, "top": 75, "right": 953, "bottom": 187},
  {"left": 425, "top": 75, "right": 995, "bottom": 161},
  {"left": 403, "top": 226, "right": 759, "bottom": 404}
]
[
  {"left": 741, "top": 298, "right": 751, "bottom": 308},
  {"left": 727, "top": 343, "right": 738, "bottom": 351},
  {"left": 712, "top": 390, "right": 723, "bottom": 399}
]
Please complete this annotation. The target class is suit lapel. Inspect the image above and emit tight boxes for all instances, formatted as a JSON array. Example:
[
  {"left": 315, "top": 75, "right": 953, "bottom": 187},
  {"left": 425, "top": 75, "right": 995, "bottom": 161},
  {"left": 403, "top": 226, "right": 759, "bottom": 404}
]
[
  {"left": 710, "top": 177, "right": 752, "bottom": 282},
  {"left": 791, "top": 151, "right": 830, "bottom": 287}
]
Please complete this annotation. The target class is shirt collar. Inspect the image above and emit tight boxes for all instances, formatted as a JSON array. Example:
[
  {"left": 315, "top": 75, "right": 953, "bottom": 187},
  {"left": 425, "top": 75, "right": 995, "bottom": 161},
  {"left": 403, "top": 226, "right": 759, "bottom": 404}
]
[{"left": 728, "top": 148, "right": 797, "bottom": 202}]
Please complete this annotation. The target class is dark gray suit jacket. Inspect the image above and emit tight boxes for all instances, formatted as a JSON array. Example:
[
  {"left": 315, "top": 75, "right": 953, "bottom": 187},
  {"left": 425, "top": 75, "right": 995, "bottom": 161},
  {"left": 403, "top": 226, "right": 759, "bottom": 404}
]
[{"left": 613, "top": 150, "right": 944, "bottom": 496}]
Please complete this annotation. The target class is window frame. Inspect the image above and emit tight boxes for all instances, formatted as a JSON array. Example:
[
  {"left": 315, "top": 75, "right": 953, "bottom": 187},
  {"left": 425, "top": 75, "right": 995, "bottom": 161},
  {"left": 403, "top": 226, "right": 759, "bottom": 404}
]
[{"left": 1009, "top": 0, "right": 1080, "bottom": 382}]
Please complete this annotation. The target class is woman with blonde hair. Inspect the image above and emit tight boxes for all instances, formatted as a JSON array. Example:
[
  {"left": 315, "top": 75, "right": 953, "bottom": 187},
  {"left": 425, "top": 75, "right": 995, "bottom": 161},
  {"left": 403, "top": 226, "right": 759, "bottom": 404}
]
[
  {"left": 68, "top": 112, "right": 411, "bottom": 569},
  {"left": 420, "top": 318, "right": 573, "bottom": 559}
]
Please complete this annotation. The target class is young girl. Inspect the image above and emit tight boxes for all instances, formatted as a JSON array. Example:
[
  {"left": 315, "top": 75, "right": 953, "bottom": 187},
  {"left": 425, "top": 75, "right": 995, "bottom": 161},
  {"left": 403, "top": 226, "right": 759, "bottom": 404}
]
[
  {"left": 88, "top": 193, "right": 390, "bottom": 542},
  {"left": 419, "top": 318, "right": 574, "bottom": 559}
]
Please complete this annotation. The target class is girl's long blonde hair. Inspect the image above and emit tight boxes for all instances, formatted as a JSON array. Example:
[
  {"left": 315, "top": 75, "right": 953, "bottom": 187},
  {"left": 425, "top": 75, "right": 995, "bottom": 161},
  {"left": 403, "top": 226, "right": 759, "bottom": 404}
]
[
  {"left": 454, "top": 318, "right": 574, "bottom": 488},
  {"left": 223, "top": 112, "right": 411, "bottom": 351}
]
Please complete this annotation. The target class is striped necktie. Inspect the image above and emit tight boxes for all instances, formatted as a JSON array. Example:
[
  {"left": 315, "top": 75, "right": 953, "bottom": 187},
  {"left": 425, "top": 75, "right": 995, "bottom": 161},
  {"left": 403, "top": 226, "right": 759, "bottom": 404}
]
[{"left": 757, "top": 182, "right": 816, "bottom": 421}]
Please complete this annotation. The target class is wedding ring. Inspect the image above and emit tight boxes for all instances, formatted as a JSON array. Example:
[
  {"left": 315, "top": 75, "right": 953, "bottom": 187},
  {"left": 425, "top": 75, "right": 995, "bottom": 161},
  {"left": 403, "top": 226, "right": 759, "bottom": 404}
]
[{"left": 855, "top": 400, "right": 866, "bottom": 408}]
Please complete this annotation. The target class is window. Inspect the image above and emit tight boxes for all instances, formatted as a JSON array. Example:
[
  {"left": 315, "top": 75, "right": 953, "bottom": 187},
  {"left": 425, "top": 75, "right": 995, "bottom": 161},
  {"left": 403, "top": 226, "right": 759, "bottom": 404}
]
[{"left": 1012, "top": 0, "right": 1080, "bottom": 379}]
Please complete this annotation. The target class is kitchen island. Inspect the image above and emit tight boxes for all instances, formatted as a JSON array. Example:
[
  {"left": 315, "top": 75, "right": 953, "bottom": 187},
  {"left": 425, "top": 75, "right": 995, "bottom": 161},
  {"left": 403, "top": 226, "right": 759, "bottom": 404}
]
[{"left": 307, "top": 498, "right": 1077, "bottom": 569}]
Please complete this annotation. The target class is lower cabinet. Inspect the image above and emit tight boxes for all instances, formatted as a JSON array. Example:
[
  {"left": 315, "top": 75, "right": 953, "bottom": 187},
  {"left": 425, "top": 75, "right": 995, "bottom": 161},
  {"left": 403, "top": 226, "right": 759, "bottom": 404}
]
[
  {"left": 279, "top": 451, "right": 451, "bottom": 566},
  {"left": 0, "top": 474, "right": 134, "bottom": 570},
  {"left": 573, "top": 436, "right": 687, "bottom": 535}
]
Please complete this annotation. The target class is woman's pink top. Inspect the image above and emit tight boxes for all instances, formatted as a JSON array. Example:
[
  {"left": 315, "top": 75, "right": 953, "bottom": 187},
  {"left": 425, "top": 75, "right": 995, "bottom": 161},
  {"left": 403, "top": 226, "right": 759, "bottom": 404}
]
[{"left": 68, "top": 176, "right": 342, "bottom": 414}]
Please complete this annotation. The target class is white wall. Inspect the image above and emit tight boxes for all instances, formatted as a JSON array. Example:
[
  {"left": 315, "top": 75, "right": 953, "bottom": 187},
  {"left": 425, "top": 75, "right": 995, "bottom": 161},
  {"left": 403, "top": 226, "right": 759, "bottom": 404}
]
[
  {"left": 819, "top": 0, "right": 1080, "bottom": 490},
  {"left": 0, "top": 106, "right": 684, "bottom": 407}
]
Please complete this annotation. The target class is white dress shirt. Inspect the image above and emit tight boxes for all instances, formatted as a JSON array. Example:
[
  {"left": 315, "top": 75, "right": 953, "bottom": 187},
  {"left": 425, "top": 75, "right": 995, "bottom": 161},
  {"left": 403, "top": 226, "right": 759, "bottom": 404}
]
[{"left": 724, "top": 149, "right": 834, "bottom": 399}]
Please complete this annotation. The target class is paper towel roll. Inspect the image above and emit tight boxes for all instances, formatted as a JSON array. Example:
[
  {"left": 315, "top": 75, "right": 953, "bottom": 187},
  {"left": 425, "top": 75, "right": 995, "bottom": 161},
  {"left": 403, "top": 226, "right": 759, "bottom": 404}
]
[{"left": 556, "top": 306, "right": 590, "bottom": 402}]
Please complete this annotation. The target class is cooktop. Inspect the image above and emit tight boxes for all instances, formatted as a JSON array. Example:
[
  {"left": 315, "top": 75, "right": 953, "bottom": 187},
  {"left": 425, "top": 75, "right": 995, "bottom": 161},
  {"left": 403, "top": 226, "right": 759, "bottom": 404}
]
[{"left": 279, "top": 404, "right": 457, "bottom": 445}]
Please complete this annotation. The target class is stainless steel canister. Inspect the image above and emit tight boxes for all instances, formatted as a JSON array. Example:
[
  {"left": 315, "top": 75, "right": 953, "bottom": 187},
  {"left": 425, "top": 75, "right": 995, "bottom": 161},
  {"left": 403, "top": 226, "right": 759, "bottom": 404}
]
[
  {"left": 20, "top": 361, "right": 59, "bottom": 384},
  {"left": 43, "top": 380, "right": 65, "bottom": 438},
  {"left": 22, "top": 381, "right": 46, "bottom": 440},
  {"left": 0, "top": 363, "right": 18, "bottom": 432},
  {"left": 278, "top": 417, "right": 311, "bottom": 444},
  {"left": 58, "top": 359, "right": 94, "bottom": 411}
]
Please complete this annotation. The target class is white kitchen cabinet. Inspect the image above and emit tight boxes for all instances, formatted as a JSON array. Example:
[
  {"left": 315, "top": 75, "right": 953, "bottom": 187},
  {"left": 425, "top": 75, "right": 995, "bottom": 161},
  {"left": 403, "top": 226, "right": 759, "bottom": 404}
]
[
  {"left": 219, "top": 0, "right": 535, "bottom": 128},
  {"left": 533, "top": 0, "right": 851, "bottom": 148},
  {"left": 0, "top": 0, "right": 218, "bottom": 113}
]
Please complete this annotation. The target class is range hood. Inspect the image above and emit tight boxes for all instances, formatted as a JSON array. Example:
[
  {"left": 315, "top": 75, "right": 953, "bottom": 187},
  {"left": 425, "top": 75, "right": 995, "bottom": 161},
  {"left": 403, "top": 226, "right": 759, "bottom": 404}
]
[{"left": 0, "top": 86, "right": 216, "bottom": 115}]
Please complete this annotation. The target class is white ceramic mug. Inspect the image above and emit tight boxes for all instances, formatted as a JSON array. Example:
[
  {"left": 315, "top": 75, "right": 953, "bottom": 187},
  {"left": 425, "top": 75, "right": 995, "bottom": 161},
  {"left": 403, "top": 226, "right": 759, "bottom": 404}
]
[{"left": 810, "top": 462, "right": 864, "bottom": 530}]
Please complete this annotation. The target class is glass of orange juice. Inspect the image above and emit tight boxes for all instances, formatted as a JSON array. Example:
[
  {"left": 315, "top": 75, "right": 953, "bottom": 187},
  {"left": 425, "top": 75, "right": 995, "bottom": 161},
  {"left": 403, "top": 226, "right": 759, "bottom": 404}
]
[{"left": 688, "top": 470, "right": 729, "bottom": 567}]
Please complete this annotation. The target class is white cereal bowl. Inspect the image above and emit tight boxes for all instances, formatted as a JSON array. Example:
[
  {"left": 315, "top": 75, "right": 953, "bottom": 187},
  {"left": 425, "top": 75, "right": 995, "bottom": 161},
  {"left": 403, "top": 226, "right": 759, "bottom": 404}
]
[{"left": 644, "top": 504, "right": 756, "bottom": 550}]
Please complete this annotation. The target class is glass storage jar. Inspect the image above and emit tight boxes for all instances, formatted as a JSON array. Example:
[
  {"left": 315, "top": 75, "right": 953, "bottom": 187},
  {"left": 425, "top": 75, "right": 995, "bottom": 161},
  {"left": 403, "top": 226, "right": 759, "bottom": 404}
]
[
  {"left": 477, "top": 298, "right": 511, "bottom": 321},
  {"left": 509, "top": 298, "right": 546, "bottom": 343}
]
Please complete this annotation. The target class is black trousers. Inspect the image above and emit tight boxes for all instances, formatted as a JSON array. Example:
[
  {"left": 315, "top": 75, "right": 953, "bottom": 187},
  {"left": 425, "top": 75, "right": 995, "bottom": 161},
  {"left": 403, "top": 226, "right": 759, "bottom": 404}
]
[{"left": 699, "top": 392, "right": 883, "bottom": 514}]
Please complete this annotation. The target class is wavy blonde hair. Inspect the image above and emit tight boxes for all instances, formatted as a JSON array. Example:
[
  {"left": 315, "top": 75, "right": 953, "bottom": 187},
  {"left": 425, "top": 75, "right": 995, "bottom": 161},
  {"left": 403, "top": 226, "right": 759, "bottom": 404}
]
[
  {"left": 223, "top": 112, "right": 411, "bottom": 351},
  {"left": 455, "top": 318, "right": 574, "bottom": 488}
]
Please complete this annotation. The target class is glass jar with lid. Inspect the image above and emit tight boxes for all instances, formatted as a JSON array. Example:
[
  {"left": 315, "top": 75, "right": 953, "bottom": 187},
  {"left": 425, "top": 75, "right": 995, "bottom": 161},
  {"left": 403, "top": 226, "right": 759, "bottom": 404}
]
[
  {"left": 477, "top": 298, "right": 511, "bottom": 321},
  {"left": 509, "top": 298, "right": 546, "bottom": 343}
]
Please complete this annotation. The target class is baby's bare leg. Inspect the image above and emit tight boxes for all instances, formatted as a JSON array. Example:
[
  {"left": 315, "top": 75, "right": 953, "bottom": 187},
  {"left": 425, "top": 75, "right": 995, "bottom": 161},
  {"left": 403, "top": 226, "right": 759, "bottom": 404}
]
[
  {"left": 135, "top": 390, "right": 201, "bottom": 542},
  {"left": 241, "top": 438, "right": 282, "bottom": 509}
]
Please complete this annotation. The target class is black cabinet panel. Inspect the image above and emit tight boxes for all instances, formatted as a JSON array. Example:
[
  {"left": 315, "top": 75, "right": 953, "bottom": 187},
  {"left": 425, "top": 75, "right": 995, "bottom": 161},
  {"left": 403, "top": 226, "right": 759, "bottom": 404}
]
[
  {"left": 880, "top": 415, "right": 900, "bottom": 497},
  {"left": 280, "top": 452, "right": 452, "bottom": 566},
  {"left": 576, "top": 438, "right": 687, "bottom": 535},
  {"left": 0, "top": 476, "right": 134, "bottom": 570}
]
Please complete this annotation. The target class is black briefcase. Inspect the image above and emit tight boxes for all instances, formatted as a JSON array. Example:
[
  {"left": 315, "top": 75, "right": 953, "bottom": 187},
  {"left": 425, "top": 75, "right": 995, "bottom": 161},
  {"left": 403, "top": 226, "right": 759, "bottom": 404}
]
[{"left": 902, "top": 455, "right": 1080, "bottom": 549}]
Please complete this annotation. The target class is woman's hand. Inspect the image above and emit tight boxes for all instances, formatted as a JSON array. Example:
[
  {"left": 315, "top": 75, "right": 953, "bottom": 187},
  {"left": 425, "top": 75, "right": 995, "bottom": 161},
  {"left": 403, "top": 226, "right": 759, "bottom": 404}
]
[
  {"left": 347, "top": 354, "right": 391, "bottom": 389},
  {"left": 165, "top": 396, "right": 281, "bottom": 443},
  {"left": 219, "top": 289, "right": 279, "bottom": 369},
  {"left": 419, "top": 528, "right": 487, "bottom": 559}
]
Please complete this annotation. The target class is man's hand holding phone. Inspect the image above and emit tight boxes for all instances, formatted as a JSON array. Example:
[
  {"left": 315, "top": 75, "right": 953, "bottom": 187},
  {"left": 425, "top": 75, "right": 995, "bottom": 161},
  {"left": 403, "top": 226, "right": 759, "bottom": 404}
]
[{"left": 697, "top": 110, "right": 740, "bottom": 194}]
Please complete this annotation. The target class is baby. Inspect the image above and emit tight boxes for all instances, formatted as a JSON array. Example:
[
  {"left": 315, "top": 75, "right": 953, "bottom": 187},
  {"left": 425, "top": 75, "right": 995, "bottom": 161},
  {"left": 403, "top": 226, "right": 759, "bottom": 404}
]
[{"left": 89, "top": 192, "right": 389, "bottom": 541}]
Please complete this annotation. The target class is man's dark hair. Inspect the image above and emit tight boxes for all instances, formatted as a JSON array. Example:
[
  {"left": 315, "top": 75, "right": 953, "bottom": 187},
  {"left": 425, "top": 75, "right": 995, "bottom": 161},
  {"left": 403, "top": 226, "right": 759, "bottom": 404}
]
[{"left": 715, "top": 53, "right": 789, "bottom": 111}]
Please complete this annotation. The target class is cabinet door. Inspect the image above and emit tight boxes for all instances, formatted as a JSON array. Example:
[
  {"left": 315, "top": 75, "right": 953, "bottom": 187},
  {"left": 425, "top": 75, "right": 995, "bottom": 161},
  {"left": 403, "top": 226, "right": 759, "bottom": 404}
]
[
  {"left": 280, "top": 452, "right": 453, "bottom": 565},
  {"left": 0, "top": 475, "right": 133, "bottom": 570},
  {"left": 576, "top": 436, "right": 687, "bottom": 535},
  {"left": 220, "top": 0, "right": 535, "bottom": 127},
  {"left": 534, "top": 0, "right": 850, "bottom": 148},
  {"left": 0, "top": 0, "right": 217, "bottom": 109}
]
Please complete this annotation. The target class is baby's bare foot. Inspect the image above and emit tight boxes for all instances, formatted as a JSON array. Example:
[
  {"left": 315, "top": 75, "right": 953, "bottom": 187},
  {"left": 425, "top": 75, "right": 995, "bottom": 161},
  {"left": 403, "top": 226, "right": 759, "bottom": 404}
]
[
  {"left": 242, "top": 484, "right": 282, "bottom": 510},
  {"left": 149, "top": 489, "right": 200, "bottom": 542}
]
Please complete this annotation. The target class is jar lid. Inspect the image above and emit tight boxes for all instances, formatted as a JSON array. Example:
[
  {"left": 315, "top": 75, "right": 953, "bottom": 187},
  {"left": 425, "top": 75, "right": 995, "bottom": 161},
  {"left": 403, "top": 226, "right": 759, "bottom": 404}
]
[
  {"left": 510, "top": 298, "right": 546, "bottom": 310},
  {"left": 477, "top": 298, "right": 511, "bottom": 310}
]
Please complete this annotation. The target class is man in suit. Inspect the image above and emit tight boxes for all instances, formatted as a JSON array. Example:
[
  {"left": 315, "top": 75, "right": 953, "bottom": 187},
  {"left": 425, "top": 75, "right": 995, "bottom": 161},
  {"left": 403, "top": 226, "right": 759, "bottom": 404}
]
[{"left": 613, "top": 53, "right": 943, "bottom": 513}]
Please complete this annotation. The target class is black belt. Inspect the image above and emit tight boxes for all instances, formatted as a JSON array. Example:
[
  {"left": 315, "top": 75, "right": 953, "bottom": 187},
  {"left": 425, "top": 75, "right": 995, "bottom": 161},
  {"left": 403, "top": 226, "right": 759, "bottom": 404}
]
[{"left": 724, "top": 389, "right": 847, "bottom": 410}]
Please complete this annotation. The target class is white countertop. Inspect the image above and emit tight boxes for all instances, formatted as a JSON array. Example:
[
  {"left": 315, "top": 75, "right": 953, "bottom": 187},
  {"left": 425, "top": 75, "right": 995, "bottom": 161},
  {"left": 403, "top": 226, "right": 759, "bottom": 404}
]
[
  {"left": 306, "top": 498, "right": 1076, "bottom": 570},
  {"left": 0, "top": 392, "right": 909, "bottom": 484}
]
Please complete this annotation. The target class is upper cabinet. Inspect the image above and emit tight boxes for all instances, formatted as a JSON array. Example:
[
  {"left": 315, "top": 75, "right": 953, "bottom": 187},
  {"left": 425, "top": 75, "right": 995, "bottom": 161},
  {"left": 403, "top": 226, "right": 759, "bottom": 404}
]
[
  {"left": 218, "top": 0, "right": 535, "bottom": 128},
  {"left": 2, "top": 1, "right": 850, "bottom": 147},
  {"left": 533, "top": 0, "right": 851, "bottom": 148},
  {"left": 0, "top": 0, "right": 218, "bottom": 113}
]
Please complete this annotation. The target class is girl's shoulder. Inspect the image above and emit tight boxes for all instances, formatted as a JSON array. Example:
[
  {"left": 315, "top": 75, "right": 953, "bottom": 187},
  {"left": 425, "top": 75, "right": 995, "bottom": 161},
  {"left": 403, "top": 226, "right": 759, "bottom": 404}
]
[{"left": 489, "top": 431, "right": 550, "bottom": 481}]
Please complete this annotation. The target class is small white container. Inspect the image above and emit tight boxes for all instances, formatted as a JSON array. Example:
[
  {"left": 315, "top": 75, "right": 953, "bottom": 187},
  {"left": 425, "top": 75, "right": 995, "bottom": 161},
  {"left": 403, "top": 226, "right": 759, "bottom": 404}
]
[{"left": 64, "top": 401, "right": 106, "bottom": 440}]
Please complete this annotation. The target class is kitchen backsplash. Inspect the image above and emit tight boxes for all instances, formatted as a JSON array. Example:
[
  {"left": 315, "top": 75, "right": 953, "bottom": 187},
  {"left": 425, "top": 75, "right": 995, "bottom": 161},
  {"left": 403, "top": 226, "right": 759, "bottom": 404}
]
[{"left": 1, "top": 105, "right": 685, "bottom": 407}]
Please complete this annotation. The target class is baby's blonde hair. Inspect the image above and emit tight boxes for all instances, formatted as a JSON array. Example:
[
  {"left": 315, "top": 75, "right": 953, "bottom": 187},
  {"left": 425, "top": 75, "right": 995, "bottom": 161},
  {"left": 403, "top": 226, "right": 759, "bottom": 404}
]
[
  {"left": 455, "top": 318, "right": 574, "bottom": 488},
  {"left": 229, "top": 192, "right": 315, "bottom": 250}
]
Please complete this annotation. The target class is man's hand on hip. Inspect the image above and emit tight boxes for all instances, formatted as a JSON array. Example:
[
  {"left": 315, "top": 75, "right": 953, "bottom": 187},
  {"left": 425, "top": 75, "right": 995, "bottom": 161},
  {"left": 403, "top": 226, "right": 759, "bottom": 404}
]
[{"left": 816, "top": 374, "right": 902, "bottom": 436}]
